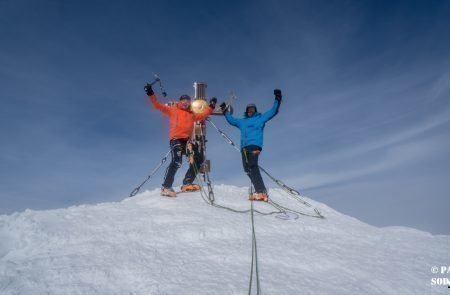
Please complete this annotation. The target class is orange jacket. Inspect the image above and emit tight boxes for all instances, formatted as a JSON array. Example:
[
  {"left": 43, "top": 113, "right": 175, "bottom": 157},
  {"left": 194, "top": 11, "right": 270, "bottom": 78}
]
[{"left": 149, "top": 94, "right": 213, "bottom": 139}]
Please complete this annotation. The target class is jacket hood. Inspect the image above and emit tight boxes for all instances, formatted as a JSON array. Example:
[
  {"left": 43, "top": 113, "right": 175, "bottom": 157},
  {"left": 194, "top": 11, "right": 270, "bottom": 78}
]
[{"left": 244, "top": 103, "right": 259, "bottom": 118}]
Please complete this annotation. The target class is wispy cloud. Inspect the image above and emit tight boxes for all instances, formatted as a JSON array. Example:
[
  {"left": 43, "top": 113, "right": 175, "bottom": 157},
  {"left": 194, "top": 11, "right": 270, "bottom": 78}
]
[
  {"left": 286, "top": 133, "right": 449, "bottom": 189},
  {"left": 306, "top": 105, "right": 450, "bottom": 166}
]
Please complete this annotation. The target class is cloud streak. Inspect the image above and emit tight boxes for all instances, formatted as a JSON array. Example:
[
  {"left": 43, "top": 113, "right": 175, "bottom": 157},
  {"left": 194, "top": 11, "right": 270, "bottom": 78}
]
[{"left": 286, "top": 133, "right": 449, "bottom": 190}]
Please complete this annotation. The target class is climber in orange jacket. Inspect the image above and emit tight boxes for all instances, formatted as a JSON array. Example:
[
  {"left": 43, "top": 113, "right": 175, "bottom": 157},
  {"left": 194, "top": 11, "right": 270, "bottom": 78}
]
[{"left": 145, "top": 83, "right": 216, "bottom": 197}]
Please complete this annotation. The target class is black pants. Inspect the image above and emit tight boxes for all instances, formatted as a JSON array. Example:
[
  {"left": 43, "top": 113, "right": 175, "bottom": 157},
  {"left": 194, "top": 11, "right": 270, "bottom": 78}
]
[
  {"left": 162, "top": 139, "right": 202, "bottom": 188},
  {"left": 242, "top": 145, "right": 267, "bottom": 194}
]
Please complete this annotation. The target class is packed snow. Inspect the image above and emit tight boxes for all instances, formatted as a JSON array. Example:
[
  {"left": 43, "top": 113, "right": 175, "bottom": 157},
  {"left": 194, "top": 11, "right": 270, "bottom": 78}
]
[{"left": 0, "top": 185, "right": 449, "bottom": 294}]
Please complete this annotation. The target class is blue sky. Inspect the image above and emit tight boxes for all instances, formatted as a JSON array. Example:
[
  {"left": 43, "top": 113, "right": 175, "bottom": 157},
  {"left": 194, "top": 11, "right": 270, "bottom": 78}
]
[{"left": 1, "top": 0, "right": 449, "bottom": 234}]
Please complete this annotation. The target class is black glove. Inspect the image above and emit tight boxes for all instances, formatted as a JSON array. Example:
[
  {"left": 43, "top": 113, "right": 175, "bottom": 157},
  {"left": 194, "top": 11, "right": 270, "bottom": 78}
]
[
  {"left": 209, "top": 97, "right": 217, "bottom": 109},
  {"left": 219, "top": 102, "right": 227, "bottom": 112},
  {"left": 144, "top": 83, "right": 154, "bottom": 96},
  {"left": 274, "top": 89, "right": 282, "bottom": 101}
]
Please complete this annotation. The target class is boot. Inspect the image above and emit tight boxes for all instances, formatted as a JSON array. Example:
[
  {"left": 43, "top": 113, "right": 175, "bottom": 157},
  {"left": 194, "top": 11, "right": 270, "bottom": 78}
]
[
  {"left": 249, "top": 192, "right": 268, "bottom": 202},
  {"left": 181, "top": 183, "right": 201, "bottom": 192},
  {"left": 161, "top": 187, "right": 176, "bottom": 197}
]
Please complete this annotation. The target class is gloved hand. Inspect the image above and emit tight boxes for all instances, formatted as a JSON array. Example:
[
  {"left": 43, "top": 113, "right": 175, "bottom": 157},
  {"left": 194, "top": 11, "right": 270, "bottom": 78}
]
[
  {"left": 144, "top": 83, "right": 154, "bottom": 96},
  {"left": 209, "top": 97, "right": 217, "bottom": 109},
  {"left": 274, "top": 89, "right": 282, "bottom": 102},
  {"left": 220, "top": 102, "right": 227, "bottom": 112}
]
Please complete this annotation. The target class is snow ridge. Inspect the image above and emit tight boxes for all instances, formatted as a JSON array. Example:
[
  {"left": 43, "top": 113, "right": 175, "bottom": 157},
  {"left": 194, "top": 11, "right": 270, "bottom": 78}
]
[{"left": 0, "top": 185, "right": 448, "bottom": 294}]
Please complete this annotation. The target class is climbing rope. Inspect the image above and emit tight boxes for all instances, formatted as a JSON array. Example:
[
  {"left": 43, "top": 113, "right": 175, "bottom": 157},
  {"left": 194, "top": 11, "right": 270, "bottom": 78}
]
[
  {"left": 249, "top": 199, "right": 261, "bottom": 295},
  {"left": 128, "top": 149, "right": 171, "bottom": 197},
  {"left": 198, "top": 126, "right": 215, "bottom": 204},
  {"left": 191, "top": 159, "right": 281, "bottom": 216},
  {"left": 258, "top": 166, "right": 324, "bottom": 218},
  {"left": 206, "top": 118, "right": 324, "bottom": 219},
  {"left": 191, "top": 159, "right": 267, "bottom": 295},
  {"left": 206, "top": 118, "right": 240, "bottom": 152}
]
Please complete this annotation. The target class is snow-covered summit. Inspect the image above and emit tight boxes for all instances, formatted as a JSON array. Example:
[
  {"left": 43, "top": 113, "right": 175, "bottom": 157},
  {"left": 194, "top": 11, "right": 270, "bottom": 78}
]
[{"left": 0, "top": 185, "right": 448, "bottom": 294}]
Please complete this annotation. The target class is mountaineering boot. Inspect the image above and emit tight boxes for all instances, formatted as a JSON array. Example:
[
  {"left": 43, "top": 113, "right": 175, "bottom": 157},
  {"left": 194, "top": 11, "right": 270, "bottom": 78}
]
[
  {"left": 161, "top": 187, "right": 176, "bottom": 197},
  {"left": 181, "top": 183, "right": 201, "bottom": 192},
  {"left": 249, "top": 192, "right": 268, "bottom": 202}
]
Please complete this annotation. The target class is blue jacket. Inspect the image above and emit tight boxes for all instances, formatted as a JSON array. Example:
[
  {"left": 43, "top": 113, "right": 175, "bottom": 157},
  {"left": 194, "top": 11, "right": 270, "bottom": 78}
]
[{"left": 224, "top": 100, "right": 280, "bottom": 149}]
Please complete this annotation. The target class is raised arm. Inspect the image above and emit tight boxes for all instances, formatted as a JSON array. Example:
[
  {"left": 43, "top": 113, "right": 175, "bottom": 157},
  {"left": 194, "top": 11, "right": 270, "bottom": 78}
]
[
  {"left": 145, "top": 83, "right": 171, "bottom": 116},
  {"left": 224, "top": 111, "right": 239, "bottom": 127},
  {"left": 260, "top": 89, "right": 282, "bottom": 122},
  {"left": 219, "top": 102, "right": 239, "bottom": 127}
]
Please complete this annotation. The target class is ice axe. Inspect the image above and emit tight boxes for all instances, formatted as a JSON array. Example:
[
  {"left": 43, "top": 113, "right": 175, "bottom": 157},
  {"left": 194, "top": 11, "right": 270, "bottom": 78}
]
[
  {"left": 223, "top": 91, "right": 236, "bottom": 113},
  {"left": 149, "top": 73, "right": 167, "bottom": 97}
]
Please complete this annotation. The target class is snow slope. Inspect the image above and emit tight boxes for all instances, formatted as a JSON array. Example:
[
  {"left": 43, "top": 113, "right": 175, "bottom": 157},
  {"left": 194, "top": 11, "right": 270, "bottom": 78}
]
[{"left": 0, "top": 185, "right": 448, "bottom": 295}]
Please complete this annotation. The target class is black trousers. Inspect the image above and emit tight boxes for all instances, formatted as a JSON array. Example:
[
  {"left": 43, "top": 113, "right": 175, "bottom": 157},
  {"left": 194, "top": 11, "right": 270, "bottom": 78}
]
[
  {"left": 162, "top": 139, "right": 202, "bottom": 188},
  {"left": 241, "top": 145, "right": 267, "bottom": 194}
]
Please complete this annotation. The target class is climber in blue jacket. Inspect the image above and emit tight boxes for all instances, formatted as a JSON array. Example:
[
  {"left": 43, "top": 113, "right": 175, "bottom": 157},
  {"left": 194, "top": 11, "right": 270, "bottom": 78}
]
[{"left": 220, "top": 89, "right": 282, "bottom": 201}]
